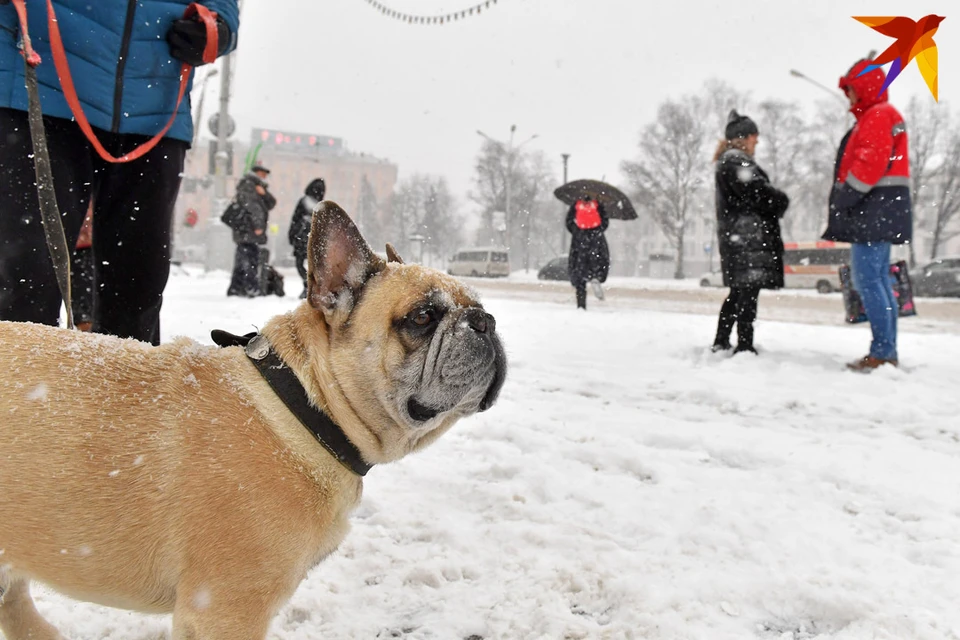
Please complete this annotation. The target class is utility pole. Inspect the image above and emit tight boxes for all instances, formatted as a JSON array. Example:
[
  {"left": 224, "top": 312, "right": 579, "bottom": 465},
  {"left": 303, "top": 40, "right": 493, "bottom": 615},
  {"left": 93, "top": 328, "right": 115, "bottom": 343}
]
[
  {"left": 204, "top": 0, "right": 244, "bottom": 272},
  {"left": 204, "top": 50, "right": 233, "bottom": 273},
  {"left": 504, "top": 124, "right": 515, "bottom": 251},
  {"left": 560, "top": 153, "right": 570, "bottom": 254}
]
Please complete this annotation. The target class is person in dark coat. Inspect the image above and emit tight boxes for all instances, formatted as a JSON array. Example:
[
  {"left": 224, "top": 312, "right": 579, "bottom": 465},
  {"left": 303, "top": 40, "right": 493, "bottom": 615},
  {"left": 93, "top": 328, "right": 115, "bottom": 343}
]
[
  {"left": 227, "top": 165, "right": 276, "bottom": 297},
  {"left": 824, "top": 60, "right": 912, "bottom": 372},
  {"left": 565, "top": 196, "right": 610, "bottom": 310},
  {"left": 288, "top": 178, "right": 326, "bottom": 299},
  {"left": 0, "top": 0, "right": 239, "bottom": 345},
  {"left": 711, "top": 110, "right": 790, "bottom": 354},
  {"left": 70, "top": 203, "right": 95, "bottom": 332}
]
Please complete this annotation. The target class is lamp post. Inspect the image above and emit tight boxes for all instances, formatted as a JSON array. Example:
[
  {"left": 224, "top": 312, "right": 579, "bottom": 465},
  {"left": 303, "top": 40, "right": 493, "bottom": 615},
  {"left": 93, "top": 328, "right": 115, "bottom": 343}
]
[
  {"left": 560, "top": 153, "right": 570, "bottom": 254},
  {"left": 190, "top": 68, "right": 218, "bottom": 150},
  {"left": 476, "top": 126, "right": 539, "bottom": 252}
]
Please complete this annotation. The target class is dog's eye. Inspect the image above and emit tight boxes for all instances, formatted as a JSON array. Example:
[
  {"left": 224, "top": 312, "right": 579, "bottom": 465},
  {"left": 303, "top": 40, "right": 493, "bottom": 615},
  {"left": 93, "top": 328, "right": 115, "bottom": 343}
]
[{"left": 411, "top": 309, "right": 434, "bottom": 326}]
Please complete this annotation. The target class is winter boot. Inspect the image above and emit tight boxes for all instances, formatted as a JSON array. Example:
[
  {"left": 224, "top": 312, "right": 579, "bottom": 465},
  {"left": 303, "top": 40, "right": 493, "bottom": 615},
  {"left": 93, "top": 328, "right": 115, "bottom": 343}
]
[
  {"left": 734, "top": 322, "right": 756, "bottom": 355},
  {"left": 575, "top": 284, "right": 587, "bottom": 310}
]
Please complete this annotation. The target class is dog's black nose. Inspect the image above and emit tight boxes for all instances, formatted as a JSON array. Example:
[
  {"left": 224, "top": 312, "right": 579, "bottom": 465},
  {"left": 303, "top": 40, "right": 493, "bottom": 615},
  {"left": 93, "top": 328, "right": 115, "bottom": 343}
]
[{"left": 465, "top": 309, "right": 495, "bottom": 334}]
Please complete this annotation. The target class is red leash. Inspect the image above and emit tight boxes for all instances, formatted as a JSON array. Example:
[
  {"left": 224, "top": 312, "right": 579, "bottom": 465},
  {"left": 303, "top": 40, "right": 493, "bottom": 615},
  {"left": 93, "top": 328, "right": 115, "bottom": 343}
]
[{"left": 13, "top": 0, "right": 219, "bottom": 163}]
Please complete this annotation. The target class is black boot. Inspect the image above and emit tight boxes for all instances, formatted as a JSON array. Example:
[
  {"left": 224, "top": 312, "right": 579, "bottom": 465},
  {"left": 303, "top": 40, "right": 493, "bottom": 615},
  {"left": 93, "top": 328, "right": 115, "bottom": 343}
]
[
  {"left": 575, "top": 283, "right": 587, "bottom": 310},
  {"left": 734, "top": 322, "right": 756, "bottom": 354}
]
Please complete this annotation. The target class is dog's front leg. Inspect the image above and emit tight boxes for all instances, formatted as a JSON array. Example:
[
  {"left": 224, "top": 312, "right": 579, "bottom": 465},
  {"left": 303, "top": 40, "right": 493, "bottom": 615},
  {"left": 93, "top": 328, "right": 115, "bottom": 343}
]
[{"left": 171, "top": 581, "right": 279, "bottom": 640}]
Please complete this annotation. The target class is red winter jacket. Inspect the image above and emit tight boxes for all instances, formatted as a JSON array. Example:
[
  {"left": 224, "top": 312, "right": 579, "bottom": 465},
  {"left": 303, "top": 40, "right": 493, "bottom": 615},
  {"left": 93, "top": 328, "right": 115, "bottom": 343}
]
[{"left": 822, "top": 60, "right": 912, "bottom": 244}]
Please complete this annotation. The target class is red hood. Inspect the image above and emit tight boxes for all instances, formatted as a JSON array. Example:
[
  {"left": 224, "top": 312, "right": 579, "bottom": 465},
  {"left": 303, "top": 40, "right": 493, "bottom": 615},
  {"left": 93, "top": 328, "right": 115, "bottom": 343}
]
[{"left": 839, "top": 59, "right": 888, "bottom": 119}]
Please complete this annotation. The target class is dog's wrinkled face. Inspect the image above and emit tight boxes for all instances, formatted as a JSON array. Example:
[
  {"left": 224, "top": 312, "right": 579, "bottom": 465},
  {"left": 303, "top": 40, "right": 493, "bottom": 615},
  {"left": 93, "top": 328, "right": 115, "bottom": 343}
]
[{"left": 306, "top": 202, "right": 506, "bottom": 456}]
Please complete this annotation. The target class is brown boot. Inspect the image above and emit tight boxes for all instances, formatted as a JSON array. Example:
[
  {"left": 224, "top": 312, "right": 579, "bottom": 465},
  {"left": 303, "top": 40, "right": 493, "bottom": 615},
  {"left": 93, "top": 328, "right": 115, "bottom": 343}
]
[{"left": 847, "top": 356, "right": 898, "bottom": 372}]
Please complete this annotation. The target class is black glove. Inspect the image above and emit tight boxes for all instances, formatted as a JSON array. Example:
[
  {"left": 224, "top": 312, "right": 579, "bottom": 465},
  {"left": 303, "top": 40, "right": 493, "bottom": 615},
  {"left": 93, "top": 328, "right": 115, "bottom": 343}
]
[{"left": 167, "top": 16, "right": 230, "bottom": 66}]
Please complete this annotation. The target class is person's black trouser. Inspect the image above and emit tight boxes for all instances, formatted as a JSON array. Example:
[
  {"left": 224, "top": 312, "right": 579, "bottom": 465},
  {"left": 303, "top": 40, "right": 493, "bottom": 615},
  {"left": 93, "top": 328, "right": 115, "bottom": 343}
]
[
  {"left": 70, "top": 246, "right": 95, "bottom": 325},
  {"left": 714, "top": 286, "right": 760, "bottom": 349},
  {"left": 0, "top": 108, "right": 187, "bottom": 345},
  {"left": 227, "top": 243, "right": 261, "bottom": 296},
  {"left": 575, "top": 281, "right": 587, "bottom": 309},
  {"left": 294, "top": 247, "right": 308, "bottom": 292}
]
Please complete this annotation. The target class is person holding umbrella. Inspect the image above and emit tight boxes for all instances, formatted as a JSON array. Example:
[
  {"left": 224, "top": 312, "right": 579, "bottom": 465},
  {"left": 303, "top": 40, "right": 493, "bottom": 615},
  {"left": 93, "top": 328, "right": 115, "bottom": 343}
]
[
  {"left": 565, "top": 196, "right": 610, "bottom": 309},
  {"left": 554, "top": 179, "right": 637, "bottom": 310},
  {"left": 711, "top": 110, "right": 790, "bottom": 354}
]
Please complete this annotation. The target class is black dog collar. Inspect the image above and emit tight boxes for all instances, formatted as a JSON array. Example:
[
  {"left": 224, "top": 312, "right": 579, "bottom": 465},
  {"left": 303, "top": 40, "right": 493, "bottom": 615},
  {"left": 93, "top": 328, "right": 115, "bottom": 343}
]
[{"left": 211, "top": 329, "right": 373, "bottom": 476}]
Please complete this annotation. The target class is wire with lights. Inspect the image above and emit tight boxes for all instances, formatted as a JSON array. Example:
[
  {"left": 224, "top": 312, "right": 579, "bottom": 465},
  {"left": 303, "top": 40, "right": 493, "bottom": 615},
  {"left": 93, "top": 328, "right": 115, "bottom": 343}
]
[{"left": 362, "top": 0, "right": 500, "bottom": 25}]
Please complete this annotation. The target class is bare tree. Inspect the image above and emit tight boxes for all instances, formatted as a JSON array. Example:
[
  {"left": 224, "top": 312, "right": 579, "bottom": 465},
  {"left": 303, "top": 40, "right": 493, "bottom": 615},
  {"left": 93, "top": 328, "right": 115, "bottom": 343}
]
[
  {"left": 470, "top": 141, "right": 555, "bottom": 269},
  {"left": 927, "top": 120, "right": 960, "bottom": 259},
  {"left": 621, "top": 95, "right": 709, "bottom": 278},
  {"left": 755, "top": 100, "right": 808, "bottom": 240},
  {"left": 905, "top": 96, "right": 950, "bottom": 263},
  {"left": 390, "top": 174, "right": 463, "bottom": 264}
]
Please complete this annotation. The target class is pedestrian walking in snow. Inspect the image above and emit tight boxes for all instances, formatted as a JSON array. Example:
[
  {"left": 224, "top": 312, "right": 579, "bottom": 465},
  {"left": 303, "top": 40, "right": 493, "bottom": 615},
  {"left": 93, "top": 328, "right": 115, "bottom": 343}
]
[
  {"left": 226, "top": 165, "right": 276, "bottom": 297},
  {"left": 711, "top": 110, "right": 790, "bottom": 355},
  {"left": 288, "top": 178, "right": 326, "bottom": 299},
  {"left": 0, "top": 0, "right": 239, "bottom": 345},
  {"left": 823, "top": 59, "right": 912, "bottom": 372},
  {"left": 566, "top": 197, "right": 610, "bottom": 310}
]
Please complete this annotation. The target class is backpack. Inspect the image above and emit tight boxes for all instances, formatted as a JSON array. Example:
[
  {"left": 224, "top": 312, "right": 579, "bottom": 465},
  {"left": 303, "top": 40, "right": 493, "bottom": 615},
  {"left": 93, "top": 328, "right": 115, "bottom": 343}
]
[
  {"left": 220, "top": 201, "right": 244, "bottom": 230},
  {"left": 574, "top": 200, "right": 602, "bottom": 230}
]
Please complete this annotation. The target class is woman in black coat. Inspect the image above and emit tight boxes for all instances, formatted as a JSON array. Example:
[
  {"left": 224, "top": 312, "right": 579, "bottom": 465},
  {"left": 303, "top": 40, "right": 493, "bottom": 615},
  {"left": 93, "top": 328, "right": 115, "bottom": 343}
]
[
  {"left": 712, "top": 111, "right": 789, "bottom": 354},
  {"left": 287, "top": 178, "right": 326, "bottom": 298},
  {"left": 565, "top": 197, "right": 610, "bottom": 310}
]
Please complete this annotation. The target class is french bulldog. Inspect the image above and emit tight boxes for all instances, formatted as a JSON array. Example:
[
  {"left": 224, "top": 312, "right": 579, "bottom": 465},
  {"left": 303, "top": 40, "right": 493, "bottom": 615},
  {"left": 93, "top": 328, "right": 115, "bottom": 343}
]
[{"left": 0, "top": 202, "right": 506, "bottom": 640}]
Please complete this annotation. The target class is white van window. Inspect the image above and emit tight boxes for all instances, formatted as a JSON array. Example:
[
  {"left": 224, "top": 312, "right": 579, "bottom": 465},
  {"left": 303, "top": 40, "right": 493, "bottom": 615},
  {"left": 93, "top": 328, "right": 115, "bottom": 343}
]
[{"left": 491, "top": 252, "right": 508, "bottom": 263}]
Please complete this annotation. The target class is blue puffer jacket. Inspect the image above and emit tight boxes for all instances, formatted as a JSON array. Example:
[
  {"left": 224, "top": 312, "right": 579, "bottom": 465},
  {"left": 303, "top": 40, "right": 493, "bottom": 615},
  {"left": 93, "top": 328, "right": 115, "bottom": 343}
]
[{"left": 0, "top": 0, "right": 239, "bottom": 144}]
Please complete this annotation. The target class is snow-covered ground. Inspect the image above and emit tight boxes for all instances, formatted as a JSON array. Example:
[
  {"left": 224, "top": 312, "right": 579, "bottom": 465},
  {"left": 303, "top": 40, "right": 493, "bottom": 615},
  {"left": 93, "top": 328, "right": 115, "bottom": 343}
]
[{"left": 29, "top": 267, "right": 960, "bottom": 639}]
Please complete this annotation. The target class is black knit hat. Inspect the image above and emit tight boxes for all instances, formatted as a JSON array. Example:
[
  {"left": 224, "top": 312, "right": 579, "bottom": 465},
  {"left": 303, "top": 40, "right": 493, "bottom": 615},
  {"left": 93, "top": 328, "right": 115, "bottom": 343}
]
[
  {"left": 251, "top": 164, "right": 271, "bottom": 175},
  {"left": 725, "top": 110, "right": 759, "bottom": 140}
]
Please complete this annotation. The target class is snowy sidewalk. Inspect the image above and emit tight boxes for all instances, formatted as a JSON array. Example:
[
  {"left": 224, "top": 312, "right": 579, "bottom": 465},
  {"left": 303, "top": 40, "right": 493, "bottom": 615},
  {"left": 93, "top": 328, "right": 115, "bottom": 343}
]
[{"left": 32, "top": 271, "right": 960, "bottom": 639}]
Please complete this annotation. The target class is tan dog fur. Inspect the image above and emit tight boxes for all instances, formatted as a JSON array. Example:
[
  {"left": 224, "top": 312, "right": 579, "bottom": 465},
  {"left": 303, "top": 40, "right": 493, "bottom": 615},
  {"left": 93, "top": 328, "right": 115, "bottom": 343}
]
[{"left": 0, "top": 202, "right": 504, "bottom": 639}]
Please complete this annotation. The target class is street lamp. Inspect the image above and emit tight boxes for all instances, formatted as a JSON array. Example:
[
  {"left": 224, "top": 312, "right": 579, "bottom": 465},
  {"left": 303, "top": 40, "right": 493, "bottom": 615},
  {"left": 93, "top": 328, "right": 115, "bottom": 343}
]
[
  {"left": 789, "top": 69, "right": 847, "bottom": 105},
  {"left": 476, "top": 125, "right": 539, "bottom": 254}
]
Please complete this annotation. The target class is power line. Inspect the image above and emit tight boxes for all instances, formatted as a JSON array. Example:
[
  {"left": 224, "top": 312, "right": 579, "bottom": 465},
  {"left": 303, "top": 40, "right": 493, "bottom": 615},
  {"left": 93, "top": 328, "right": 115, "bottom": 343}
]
[{"left": 362, "top": 0, "right": 500, "bottom": 25}]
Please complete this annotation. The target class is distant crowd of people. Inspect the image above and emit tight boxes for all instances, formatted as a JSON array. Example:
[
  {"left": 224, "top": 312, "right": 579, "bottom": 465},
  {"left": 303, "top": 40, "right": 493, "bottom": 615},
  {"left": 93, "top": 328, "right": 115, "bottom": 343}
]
[{"left": 563, "top": 58, "right": 911, "bottom": 372}]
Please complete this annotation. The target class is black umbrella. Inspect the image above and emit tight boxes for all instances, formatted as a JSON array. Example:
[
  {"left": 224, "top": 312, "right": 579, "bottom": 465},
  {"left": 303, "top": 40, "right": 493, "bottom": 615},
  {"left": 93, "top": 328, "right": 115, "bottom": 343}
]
[{"left": 553, "top": 179, "right": 638, "bottom": 220}]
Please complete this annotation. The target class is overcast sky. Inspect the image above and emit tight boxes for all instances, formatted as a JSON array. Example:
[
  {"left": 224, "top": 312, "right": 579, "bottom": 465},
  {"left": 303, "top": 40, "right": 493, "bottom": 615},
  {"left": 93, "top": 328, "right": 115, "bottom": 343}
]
[{"left": 208, "top": 0, "right": 956, "bottom": 207}]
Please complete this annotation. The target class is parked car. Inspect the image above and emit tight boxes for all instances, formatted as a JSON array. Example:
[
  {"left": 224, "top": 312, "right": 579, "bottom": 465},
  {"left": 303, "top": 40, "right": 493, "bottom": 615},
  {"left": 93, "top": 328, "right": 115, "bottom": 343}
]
[
  {"left": 447, "top": 247, "right": 510, "bottom": 278},
  {"left": 913, "top": 257, "right": 960, "bottom": 297},
  {"left": 538, "top": 256, "right": 569, "bottom": 281},
  {"left": 699, "top": 270, "right": 724, "bottom": 287}
]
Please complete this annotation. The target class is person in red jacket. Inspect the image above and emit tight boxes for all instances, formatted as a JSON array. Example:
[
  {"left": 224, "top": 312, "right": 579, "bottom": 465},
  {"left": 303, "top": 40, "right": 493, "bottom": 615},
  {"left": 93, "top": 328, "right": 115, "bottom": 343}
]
[{"left": 823, "top": 59, "right": 912, "bottom": 371}]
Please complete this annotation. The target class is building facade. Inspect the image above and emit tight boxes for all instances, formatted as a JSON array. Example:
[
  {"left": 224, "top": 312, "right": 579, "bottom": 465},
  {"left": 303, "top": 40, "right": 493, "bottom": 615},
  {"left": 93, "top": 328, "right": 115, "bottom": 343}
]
[{"left": 173, "top": 128, "right": 398, "bottom": 267}]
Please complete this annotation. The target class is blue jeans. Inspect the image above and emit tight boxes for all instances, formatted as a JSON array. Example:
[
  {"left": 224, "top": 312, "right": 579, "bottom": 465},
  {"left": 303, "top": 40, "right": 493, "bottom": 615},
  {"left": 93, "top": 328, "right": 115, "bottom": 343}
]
[{"left": 850, "top": 242, "right": 897, "bottom": 361}]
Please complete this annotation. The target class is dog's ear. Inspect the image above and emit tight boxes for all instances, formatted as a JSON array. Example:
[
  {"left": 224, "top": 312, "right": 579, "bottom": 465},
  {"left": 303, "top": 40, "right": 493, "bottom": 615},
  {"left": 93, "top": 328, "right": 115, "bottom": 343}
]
[
  {"left": 307, "top": 201, "right": 385, "bottom": 320},
  {"left": 385, "top": 243, "right": 404, "bottom": 264}
]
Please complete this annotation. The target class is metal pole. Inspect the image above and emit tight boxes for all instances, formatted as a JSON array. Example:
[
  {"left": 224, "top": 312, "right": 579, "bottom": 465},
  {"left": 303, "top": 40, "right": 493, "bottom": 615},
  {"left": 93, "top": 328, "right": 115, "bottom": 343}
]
[
  {"left": 504, "top": 124, "right": 515, "bottom": 251},
  {"left": 204, "top": 52, "right": 234, "bottom": 272},
  {"left": 560, "top": 153, "right": 570, "bottom": 254}
]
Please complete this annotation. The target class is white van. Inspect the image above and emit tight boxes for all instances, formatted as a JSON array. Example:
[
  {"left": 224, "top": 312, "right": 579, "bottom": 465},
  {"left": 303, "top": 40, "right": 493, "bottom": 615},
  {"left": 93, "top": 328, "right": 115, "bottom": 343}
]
[
  {"left": 783, "top": 241, "right": 851, "bottom": 293},
  {"left": 447, "top": 247, "right": 510, "bottom": 278}
]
